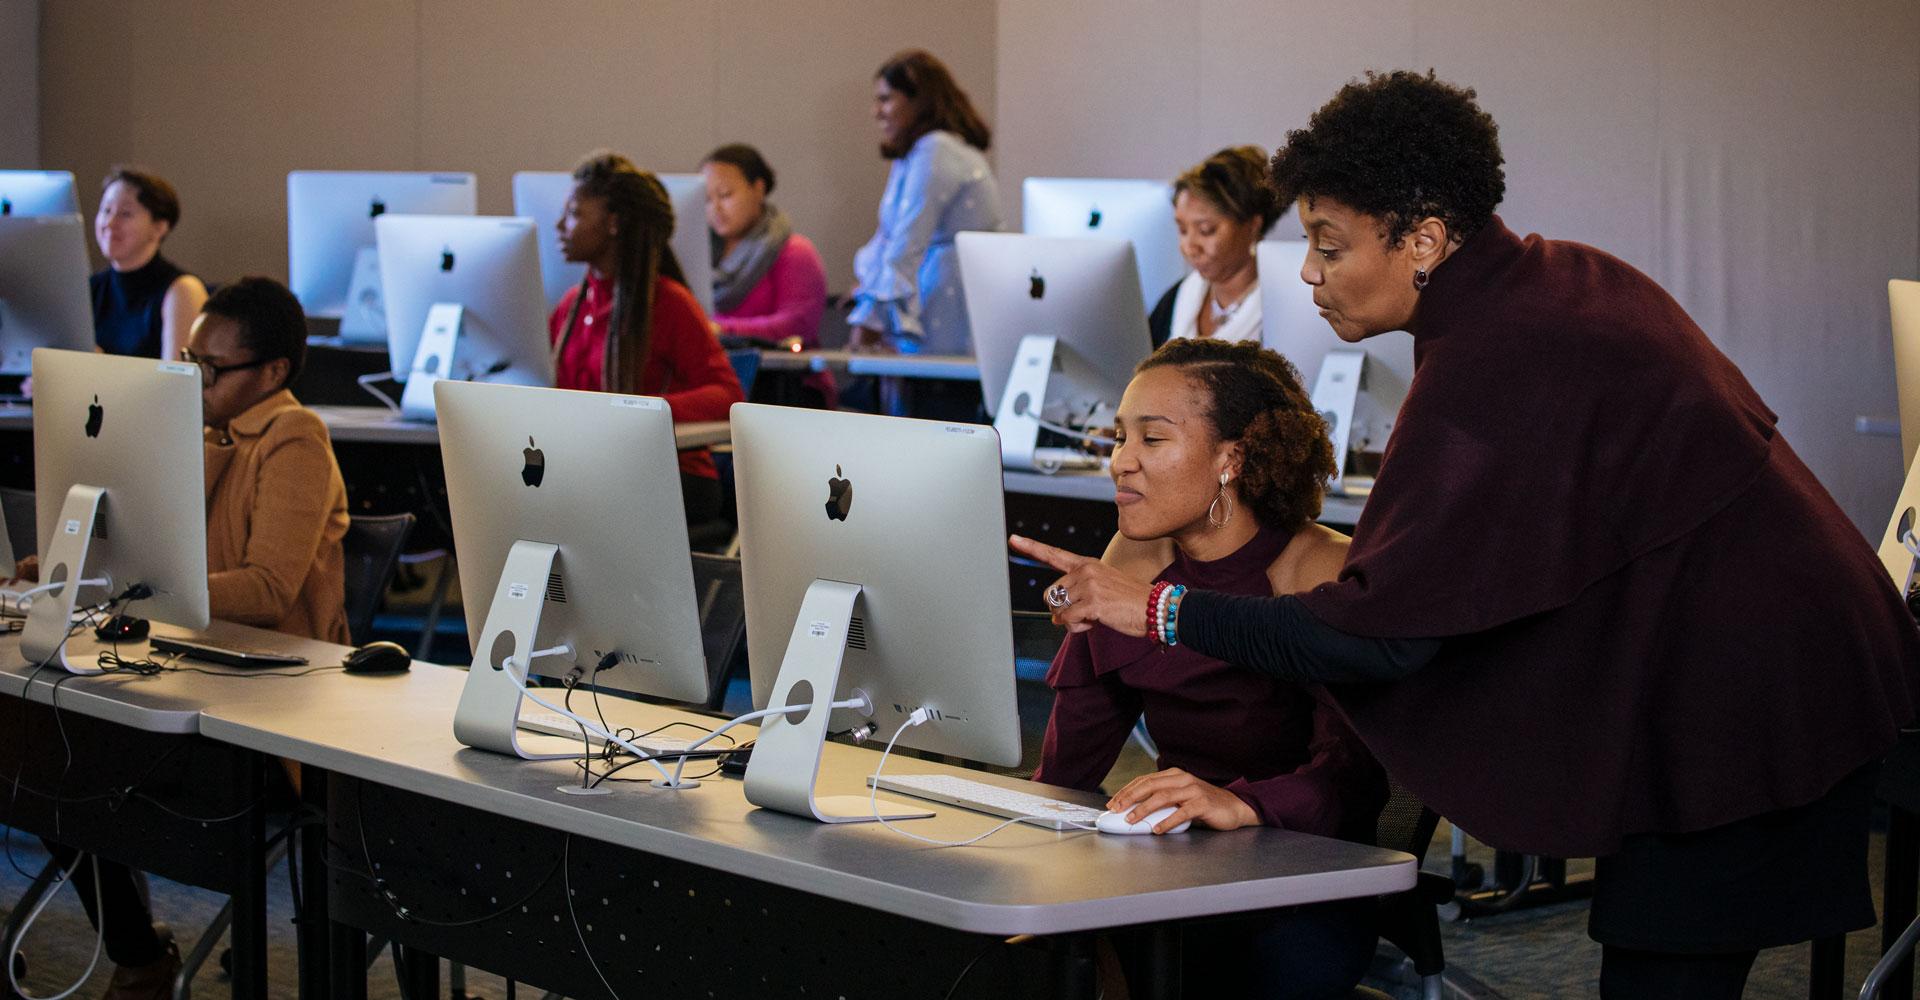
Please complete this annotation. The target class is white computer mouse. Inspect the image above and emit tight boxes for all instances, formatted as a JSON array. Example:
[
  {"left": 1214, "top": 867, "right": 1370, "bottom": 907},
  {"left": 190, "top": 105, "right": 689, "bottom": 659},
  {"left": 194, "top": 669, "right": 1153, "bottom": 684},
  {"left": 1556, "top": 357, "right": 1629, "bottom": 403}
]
[{"left": 1095, "top": 806, "right": 1191, "bottom": 835}]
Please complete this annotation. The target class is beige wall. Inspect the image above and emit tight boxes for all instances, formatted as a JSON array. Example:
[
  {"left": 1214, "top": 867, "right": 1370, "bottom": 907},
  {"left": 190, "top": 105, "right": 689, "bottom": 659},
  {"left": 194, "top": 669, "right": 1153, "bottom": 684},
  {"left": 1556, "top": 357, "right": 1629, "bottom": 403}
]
[
  {"left": 995, "top": 0, "right": 1920, "bottom": 536},
  {"left": 37, "top": 0, "right": 998, "bottom": 291},
  {"left": 0, "top": 0, "right": 38, "bottom": 167}
]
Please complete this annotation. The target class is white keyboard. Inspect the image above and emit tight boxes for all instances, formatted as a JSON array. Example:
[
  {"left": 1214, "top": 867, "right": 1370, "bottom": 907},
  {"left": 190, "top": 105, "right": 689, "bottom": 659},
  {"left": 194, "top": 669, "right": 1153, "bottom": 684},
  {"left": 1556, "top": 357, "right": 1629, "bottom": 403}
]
[
  {"left": 868, "top": 773, "right": 1104, "bottom": 831},
  {"left": 516, "top": 711, "right": 696, "bottom": 755}
]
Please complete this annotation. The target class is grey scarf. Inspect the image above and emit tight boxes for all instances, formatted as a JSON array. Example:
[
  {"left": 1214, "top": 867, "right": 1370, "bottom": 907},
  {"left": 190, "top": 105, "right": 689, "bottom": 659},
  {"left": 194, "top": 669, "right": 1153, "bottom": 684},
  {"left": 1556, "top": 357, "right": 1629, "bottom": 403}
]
[{"left": 709, "top": 203, "right": 793, "bottom": 315}]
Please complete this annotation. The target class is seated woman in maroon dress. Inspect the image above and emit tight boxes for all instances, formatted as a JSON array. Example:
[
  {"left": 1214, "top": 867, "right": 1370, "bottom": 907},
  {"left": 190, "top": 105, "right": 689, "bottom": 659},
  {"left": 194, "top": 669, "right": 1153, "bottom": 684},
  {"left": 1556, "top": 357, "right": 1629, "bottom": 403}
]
[
  {"left": 1017, "top": 71, "right": 1920, "bottom": 1000},
  {"left": 1033, "top": 337, "right": 1386, "bottom": 999}
]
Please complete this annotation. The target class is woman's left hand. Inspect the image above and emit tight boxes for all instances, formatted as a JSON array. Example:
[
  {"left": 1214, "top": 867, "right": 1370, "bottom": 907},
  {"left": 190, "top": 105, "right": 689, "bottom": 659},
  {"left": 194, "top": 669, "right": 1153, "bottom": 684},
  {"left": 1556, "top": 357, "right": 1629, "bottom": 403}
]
[
  {"left": 1108, "top": 767, "right": 1259, "bottom": 833},
  {"left": 1009, "top": 534, "right": 1154, "bottom": 636}
]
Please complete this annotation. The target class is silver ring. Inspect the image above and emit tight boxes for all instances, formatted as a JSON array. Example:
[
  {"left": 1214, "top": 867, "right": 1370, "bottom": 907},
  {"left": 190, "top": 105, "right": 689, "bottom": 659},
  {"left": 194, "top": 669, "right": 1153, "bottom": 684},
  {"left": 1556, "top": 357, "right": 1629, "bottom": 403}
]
[{"left": 1045, "top": 584, "right": 1072, "bottom": 608}]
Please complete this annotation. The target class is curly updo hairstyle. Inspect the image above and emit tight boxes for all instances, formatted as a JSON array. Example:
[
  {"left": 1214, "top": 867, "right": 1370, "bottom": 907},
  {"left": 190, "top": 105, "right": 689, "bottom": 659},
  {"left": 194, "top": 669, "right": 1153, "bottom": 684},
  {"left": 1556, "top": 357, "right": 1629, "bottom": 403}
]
[
  {"left": 1268, "top": 69, "right": 1505, "bottom": 246},
  {"left": 1136, "top": 338, "right": 1334, "bottom": 531},
  {"left": 1172, "top": 145, "right": 1283, "bottom": 233}
]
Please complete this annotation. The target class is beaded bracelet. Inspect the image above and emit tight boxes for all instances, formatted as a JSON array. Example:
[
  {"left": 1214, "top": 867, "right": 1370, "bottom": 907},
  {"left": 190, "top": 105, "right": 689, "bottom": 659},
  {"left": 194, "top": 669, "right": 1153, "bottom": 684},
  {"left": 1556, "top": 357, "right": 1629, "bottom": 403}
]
[
  {"left": 1162, "top": 585, "right": 1187, "bottom": 646},
  {"left": 1146, "top": 581, "right": 1172, "bottom": 641}
]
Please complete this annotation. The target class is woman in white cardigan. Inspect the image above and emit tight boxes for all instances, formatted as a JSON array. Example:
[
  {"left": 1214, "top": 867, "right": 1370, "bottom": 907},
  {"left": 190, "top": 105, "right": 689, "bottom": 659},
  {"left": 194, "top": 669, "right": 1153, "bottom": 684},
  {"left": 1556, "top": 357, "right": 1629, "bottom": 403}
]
[{"left": 1148, "top": 146, "right": 1282, "bottom": 347}]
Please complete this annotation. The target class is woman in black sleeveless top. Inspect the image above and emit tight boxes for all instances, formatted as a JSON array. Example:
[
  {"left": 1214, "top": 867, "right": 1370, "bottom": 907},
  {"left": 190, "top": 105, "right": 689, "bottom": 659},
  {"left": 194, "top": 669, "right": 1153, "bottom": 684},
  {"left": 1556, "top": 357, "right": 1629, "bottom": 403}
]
[{"left": 90, "top": 167, "right": 206, "bottom": 359}]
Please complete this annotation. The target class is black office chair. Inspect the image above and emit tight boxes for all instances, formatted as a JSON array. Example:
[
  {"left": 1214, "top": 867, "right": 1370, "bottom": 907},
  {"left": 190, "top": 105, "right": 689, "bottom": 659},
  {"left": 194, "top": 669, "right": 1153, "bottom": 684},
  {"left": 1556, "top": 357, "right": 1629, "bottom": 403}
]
[
  {"left": 1352, "top": 775, "right": 1449, "bottom": 1000},
  {"left": 341, "top": 513, "right": 415, "bottom": 646},
  {"left": 690, "top": 552, "right": 747, "bottom": 710},
  {"left": 0, "top": 485, "right": 35, "bottom": 561}
]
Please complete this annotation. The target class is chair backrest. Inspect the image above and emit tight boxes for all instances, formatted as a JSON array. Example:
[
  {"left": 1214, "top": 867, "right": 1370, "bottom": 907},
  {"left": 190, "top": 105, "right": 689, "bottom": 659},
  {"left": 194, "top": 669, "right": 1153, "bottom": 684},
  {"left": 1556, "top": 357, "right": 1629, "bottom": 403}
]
[
  {"left": 1375, "top": 771, "right": 1441, "bottom": 863},
  {"left": 690, "top": 552, "right": 747, "bottom": 708},
  {"left": 726, "top": 349, "right": 762, "bottom": 398},
  {"left": 341, "top": 512, "right": 415, "bottom": 645},
  {"left": 0, "top": 486, "right": 33, "bottom": 562}
]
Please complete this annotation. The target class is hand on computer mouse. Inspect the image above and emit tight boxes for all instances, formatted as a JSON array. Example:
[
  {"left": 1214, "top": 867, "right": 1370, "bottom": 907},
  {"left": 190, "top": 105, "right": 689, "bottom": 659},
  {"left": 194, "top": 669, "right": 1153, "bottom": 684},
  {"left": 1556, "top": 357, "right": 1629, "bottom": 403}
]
[{"left": 1106, "top": 767, "right": 1258, "bottom": 833}]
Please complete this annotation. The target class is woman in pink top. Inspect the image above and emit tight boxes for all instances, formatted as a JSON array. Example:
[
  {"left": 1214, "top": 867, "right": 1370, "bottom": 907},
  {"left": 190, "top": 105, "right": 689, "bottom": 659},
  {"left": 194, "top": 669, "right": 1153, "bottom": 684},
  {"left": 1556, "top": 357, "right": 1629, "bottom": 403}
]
[{"left": 701, "top": 144, "right": 835, "bottom": 407}]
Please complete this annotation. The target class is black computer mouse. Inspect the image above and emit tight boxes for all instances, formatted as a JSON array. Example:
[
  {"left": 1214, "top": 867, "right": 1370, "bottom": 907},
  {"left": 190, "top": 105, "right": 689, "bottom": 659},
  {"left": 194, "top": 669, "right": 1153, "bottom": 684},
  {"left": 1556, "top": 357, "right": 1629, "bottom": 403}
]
[
  {"left": 93, "top": 614, "right": 149, "bottom": 643},
  {"left": 342, "top": 641, "right": 411, "bottom": 675}
]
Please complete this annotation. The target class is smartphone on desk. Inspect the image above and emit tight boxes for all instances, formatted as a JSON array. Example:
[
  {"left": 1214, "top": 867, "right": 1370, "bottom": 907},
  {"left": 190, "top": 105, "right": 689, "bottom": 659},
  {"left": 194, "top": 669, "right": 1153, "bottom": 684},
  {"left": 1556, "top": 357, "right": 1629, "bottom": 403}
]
[{"left": 149, "top": 635, "right": 309, "bottom": 668}]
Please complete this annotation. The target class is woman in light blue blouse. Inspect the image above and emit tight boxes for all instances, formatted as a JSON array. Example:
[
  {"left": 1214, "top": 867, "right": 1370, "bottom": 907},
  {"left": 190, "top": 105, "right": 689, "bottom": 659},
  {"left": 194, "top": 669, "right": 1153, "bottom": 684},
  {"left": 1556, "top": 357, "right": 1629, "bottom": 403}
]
[{"left": 847, "top": 49, "right": 1003, "bottom": 358}]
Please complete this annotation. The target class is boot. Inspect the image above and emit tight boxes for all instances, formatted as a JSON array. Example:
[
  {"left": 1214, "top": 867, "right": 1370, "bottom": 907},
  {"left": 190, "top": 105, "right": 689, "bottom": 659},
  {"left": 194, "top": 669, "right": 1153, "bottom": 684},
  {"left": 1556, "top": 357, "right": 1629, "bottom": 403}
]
[{"left": 101, "top": 925, "right": 180, "bottom": 1000}]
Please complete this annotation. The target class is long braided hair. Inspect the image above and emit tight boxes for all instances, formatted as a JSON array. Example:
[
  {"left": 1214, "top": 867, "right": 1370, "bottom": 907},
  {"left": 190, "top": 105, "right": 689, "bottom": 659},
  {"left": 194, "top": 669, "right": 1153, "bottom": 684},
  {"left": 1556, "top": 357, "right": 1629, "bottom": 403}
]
[{"left": 555, "top": 151, "right": 688, "bottom": 393}]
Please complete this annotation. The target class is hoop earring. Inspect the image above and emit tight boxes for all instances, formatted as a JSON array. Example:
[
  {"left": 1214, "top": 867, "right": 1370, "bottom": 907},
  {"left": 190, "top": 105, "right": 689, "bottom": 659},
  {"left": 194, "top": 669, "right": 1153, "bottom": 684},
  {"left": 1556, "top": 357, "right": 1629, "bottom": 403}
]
[
  {"left": 1412, "top": 268, "right": 1430, "bottom": 291},
  {"left": 1207, "top": 484, "right": 1235, "bottom": 527}
]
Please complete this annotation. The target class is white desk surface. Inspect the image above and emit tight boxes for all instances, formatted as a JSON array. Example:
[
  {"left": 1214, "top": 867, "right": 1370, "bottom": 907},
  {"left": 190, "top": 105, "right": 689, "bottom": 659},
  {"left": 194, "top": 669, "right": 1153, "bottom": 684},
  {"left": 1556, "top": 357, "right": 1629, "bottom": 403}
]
[
  {"left": 758, "top": 349, "right": 980, "bottom": 381},
  {"left": 197, "top": 664, "right": 1413, "bottom": 935},
  {"left": 0, "top": 619, "right": 385, "bottom": 734},
  {"left": 0, "top": 403, "right": 728, "bottom": 451}
]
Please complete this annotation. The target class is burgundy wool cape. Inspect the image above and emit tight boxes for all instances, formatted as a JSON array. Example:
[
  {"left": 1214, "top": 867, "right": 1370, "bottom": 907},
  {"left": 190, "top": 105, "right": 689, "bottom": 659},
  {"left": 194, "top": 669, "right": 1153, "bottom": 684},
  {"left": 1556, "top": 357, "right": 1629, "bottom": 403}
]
[{"left": 1298, "top": 216, "right": 1920, "bottom": 858}]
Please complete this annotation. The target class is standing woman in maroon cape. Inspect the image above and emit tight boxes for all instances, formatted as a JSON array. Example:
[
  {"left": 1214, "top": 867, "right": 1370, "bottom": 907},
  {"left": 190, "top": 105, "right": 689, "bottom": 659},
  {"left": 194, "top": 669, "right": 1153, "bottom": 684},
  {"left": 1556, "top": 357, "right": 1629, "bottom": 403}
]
[{"left": 1014, "top": 70, "right": 1920, "bottom": 999}]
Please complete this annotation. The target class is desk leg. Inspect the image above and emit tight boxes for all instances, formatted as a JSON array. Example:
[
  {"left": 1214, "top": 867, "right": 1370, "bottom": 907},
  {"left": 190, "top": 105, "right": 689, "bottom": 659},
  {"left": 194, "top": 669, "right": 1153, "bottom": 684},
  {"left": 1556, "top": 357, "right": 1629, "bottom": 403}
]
[
  {"left": 229, "top": 754, "right": 268, "bottom": 1000},
  {"left": 329, "top": 923, "right": 367, "bottom": 1000},
  {"left": 298, "top": 767, "right": 331, "bottom": 1000},
  {"left": 1137, "top": 924, "right": 1183, "bottom": 1000},
  {"left": 1050, "top": 936, "right": 1097, "bottom": 999},
  {"left": 397, "top": 946, "right": 440, "bottom": 998},
  {"left": 1884, "top": 806, "right": 1918, "bottom": 1000},
  {"left": 1808, "top": 934, "right": 1843, "bottom": 1000}
]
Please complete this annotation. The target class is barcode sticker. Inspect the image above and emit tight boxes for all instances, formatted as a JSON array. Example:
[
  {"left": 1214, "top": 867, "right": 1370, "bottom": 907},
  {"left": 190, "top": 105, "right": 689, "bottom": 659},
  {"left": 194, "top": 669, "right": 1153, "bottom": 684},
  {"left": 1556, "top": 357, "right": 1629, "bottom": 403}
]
[
  {"left": 507, "top": 583, "right": 529, "bottom": 599},
  {"left": 807, "top": 620, "right": 831, "bottom": 638},
  {"left": 156, "top": 362, "right": 195, "bottom": 376},
  {"left": 611, "top": 396, "right": 662, "bottom": 410},
  {"left": 63, "top": 519, "right": 79, "bottom": 535}
]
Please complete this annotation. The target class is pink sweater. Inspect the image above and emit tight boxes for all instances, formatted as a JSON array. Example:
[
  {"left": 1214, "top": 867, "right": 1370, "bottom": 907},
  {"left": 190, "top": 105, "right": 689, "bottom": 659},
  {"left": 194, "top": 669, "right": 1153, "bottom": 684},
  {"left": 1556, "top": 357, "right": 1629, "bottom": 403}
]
[{"left": 713, "top": 233, "right": 829, "bottom": 345}]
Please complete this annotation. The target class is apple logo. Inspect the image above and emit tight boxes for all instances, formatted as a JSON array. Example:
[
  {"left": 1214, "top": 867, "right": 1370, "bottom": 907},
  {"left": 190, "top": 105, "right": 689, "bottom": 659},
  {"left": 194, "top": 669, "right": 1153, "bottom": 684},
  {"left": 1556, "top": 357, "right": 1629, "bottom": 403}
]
[
  {"left": 369, "top": 197, "right": 386, "bottom": 219},
  {"left": 521, "top": 436, "right": 545, "bottom": 487},
  {"left": 440, "top": 246, "right": 455, "bottom": 272},
  {"left": 824, "top": 464, "right": 852, "bottom": 521},
  {"left": 84, "top": 395, "right": 103, "bottom": 438},
  {"left": 1087, "top": 205, "right": 1102, "bottom": 228},
  {"left": 1028, "top": 269, "right": 1046, "bottom": 300}
]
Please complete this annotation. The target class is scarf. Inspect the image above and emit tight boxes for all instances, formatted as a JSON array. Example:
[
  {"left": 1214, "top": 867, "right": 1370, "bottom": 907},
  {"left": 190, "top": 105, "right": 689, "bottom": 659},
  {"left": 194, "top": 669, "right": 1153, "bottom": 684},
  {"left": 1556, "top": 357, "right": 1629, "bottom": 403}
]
[{"left": 710, "top": 203, "right": 793, "bottom": 315}]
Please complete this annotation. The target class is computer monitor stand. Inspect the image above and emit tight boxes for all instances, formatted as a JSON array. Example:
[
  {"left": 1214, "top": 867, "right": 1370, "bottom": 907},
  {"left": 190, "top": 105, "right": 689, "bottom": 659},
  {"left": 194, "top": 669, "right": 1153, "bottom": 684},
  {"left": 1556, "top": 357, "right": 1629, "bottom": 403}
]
[
  {"left": 337, "top": 245, "right": 387, "bottom": 343},
  {"left": 1311, "top": 349, "right": 1367, "bottom": 496},
  {"left": 742, "top": 578, "right": 933, "bottom": 824},
  {"left": 21, "top": 484, "right": 112, "bottom": 674},
  {"left": 993, "top": 333, "right": 1112, "bottom": 472},
  {"left": 452, "top": 538, "right": 582, "bottom": 761},
  {"left": 398, "top": 302, "right": 463, "bottom": 421}
]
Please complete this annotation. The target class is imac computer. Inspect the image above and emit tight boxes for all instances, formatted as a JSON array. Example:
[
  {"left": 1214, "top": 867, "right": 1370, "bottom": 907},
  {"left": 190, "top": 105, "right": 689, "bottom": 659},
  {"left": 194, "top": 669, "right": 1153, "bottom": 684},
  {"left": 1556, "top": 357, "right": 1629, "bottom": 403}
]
[
  {"left": 24, "top": 349, "right": 208, "bottom": 673},
  {"left": 286, "top": 171, "right": 477, "bottom": 337},
  {"left": 732, "top": 403, "right": 1021, "bottom": 822},
  {"left": 374, "top": 214, "right": 555, "bottom": 420},
  {"left": 1023, "top": 177, "right": 1185, "bottom": 302},
  {"left": 0, "top": 215, "right": 97, "bottom": 374},
  {"left": 955, "top": 231, "right": 1153, "bottom": 470},
  {"left": 436, "top": 380, "right": 709, "bottom": 761},
  {"left": 510, "top": 170, "right": 714, "bottom": 316},
  {"left": 1258, "top": 239, "right": 1415, "bottom": 496},
  {"left": 0, "top": 171, "right": 80, "bottom": 218},
  {"left": 1891, "top": 279, "right": 1920, "bottom": 471}
]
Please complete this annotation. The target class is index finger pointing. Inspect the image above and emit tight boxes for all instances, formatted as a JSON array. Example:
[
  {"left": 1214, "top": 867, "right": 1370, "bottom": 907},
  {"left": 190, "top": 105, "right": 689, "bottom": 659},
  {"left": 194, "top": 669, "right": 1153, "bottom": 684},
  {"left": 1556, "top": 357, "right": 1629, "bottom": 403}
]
[{"left": 1008, "top": 534, "right": 1090, "bottom": 573}]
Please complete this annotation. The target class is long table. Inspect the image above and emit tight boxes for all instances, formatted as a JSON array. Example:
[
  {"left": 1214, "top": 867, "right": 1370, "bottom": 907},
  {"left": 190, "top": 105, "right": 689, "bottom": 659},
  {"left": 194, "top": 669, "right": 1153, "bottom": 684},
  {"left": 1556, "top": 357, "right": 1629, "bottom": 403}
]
[
  {"left": 758, "top": 348, "right": 981, "bottom": 381},
  {"left": 1, "top": 621, "right": 1414, "bottom": 999}
]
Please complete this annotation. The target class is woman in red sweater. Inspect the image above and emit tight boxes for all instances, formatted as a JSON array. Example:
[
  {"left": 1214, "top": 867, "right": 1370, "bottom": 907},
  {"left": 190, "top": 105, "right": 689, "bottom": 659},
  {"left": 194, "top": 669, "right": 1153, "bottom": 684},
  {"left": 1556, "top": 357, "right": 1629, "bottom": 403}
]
[{"left": 550, "top": 151, "right": 744, "bottom": 530}]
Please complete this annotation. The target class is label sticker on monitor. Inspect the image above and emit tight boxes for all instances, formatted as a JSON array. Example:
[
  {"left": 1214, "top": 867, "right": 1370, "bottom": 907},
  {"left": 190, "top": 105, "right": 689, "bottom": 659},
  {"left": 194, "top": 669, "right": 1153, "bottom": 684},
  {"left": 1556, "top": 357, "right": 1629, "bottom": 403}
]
[
  {"left": 156, "top": 362, "right": 195, "bottom": 376},
  {"left": 507, "top": 583, "right": 529, "bottom": 600},
  {"left": 63, "top": 519, "right": 79, "bottom": 535},
  {"left": 610, "top": 396, "right": 662, "bottom": 410},
  {"left": 807, "top": 620, "right": 831, "bottom": 638}
]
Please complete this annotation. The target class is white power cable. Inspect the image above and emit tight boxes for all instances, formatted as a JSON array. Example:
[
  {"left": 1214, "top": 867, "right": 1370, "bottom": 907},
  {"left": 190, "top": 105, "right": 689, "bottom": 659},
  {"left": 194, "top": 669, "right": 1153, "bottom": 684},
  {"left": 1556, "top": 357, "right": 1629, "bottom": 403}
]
[
  {"left": 355, "top": 371, "right": 402, "bottom": 414},
  {"left": 868, "top": 712, "right": 1096, "bottom": 847},
  {"left": 494, "top": 664, "right": 677, "bottom": 783},
  {"left": 7, "top": 853, "right": 106, "bottom": 1000}
]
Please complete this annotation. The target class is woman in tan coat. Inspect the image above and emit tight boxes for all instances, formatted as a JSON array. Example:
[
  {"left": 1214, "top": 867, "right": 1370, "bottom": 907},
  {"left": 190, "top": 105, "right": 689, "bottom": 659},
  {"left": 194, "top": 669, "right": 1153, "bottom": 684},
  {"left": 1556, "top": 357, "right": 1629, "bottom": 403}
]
[{"left": 32, "top": 276, "right": 350, "bottom": 999}]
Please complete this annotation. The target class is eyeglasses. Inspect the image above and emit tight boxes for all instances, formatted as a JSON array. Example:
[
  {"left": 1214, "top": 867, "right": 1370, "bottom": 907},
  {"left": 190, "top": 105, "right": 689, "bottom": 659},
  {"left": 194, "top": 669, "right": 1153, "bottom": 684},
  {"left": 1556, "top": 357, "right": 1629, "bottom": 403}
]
[{"left": 179, "top": 348, "right": 272, "bottom": 388}]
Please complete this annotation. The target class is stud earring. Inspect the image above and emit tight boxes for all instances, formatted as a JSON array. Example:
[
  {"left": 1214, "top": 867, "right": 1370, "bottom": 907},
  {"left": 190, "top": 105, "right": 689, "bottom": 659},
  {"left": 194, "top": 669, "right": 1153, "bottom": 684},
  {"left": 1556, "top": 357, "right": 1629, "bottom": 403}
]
[{"left": 1413, "top": 268, "right": 1430, "bottom": 291}]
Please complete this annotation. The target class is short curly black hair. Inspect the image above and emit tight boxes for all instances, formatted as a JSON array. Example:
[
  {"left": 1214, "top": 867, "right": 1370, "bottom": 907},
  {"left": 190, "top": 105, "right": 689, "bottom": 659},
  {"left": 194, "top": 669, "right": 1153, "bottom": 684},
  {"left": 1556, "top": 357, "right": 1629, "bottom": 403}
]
[
  {"left": 1136, "top": 339, "right": 1334, "bottom": 532},
  {"left": 1269, "top": 69, "right": 1505, "bottom": 245},
  {"left": 201, "top": 277, "right": 308, "bottom": 388}
]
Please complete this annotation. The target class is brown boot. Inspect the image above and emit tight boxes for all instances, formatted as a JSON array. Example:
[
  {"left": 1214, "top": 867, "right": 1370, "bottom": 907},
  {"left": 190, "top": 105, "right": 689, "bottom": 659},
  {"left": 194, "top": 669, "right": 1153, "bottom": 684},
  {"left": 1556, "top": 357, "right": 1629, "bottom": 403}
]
[{"left": 101, "top": 928, "right": 180, "bottom": 1000}]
